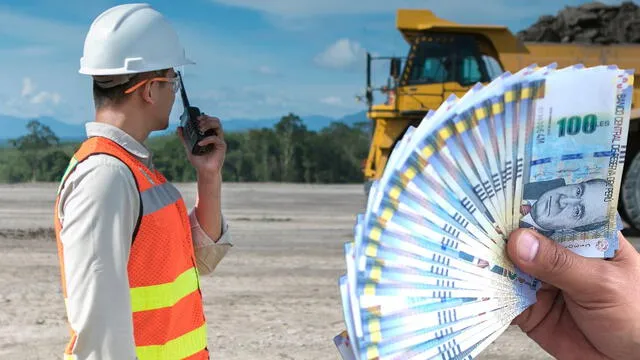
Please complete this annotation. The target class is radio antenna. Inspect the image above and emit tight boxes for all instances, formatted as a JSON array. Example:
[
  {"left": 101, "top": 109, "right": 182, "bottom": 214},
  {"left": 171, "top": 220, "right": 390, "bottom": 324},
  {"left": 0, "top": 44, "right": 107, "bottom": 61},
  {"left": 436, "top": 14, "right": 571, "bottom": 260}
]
[{"left": 177, "top": 70, "right": 190, "bottom": 108}]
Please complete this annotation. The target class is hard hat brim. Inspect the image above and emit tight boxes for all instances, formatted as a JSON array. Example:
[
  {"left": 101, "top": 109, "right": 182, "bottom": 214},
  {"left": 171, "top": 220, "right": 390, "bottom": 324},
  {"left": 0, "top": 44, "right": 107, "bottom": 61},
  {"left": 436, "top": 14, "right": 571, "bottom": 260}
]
[{"left": 79, "top": 57, "right": 196, "bottom": 76}]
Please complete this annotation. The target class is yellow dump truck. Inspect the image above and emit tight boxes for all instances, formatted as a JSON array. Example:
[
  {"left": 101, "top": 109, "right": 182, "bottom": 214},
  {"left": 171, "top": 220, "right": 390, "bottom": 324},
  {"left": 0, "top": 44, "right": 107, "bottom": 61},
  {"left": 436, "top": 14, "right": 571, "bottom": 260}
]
[{"left": 361, "top": 9, "right": 640, "bottom": 230}]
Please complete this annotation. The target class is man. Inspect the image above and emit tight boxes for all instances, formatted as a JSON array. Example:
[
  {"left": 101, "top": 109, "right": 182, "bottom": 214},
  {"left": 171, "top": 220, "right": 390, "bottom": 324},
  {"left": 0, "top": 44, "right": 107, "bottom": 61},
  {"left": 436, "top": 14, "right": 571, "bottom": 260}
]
[
  {"left": 519, "top": 177, "right": 609, "bottom": 237},
  {"left": 53, "top": 3, "right": 231, "bottom": 359}
]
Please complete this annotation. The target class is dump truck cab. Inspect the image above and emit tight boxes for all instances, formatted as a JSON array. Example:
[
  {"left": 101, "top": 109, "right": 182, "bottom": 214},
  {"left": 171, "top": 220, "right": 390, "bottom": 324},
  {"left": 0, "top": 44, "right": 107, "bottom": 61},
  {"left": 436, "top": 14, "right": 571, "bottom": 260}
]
[{"left": 362, "top": 10, "right": 527, "bottom": 192}]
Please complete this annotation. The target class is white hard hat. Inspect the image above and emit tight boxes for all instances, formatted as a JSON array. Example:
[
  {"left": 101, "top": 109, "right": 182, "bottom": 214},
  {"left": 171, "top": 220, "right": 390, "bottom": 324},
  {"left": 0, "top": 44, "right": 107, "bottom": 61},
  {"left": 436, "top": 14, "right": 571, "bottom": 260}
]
[{"left": 79, "top": 3, "right": 194, "bottom": 76}]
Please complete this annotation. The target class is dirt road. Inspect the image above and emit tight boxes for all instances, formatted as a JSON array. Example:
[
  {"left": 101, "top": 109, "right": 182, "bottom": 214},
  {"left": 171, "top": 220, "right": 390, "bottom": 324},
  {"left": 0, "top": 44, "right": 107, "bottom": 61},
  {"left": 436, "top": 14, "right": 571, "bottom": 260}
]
[{"left": 0, "top": 183, "right": 635, "bottom": 359}]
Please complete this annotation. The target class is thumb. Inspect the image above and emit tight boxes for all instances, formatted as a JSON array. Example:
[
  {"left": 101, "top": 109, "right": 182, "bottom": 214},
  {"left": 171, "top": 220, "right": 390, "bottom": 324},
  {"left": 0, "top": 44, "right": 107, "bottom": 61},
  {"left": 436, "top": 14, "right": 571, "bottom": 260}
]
[{"left": 507, "top": 228, "right": 602, "bottom": 296}]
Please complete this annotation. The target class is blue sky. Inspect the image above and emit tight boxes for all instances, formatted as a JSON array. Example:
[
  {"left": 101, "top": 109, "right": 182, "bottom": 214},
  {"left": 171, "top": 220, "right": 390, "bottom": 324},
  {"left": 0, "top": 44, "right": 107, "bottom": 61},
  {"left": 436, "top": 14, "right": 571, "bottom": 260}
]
[{"left": 0, "top": 0, "right": 636, "bottom": 125}]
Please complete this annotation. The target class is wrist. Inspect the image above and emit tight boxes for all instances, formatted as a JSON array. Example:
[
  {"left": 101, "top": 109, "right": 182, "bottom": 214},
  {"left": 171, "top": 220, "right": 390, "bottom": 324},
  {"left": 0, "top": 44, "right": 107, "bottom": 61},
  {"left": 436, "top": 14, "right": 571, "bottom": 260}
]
[{"left": 196, "top": 170, "right": 222, "bottom": 186}]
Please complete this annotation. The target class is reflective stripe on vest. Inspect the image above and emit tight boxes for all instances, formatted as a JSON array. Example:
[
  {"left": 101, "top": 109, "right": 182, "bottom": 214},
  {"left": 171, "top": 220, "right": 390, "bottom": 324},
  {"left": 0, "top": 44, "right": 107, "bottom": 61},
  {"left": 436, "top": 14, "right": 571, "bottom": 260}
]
[{"left": 54, "top": 136, "right": 208, "bottom": 360}]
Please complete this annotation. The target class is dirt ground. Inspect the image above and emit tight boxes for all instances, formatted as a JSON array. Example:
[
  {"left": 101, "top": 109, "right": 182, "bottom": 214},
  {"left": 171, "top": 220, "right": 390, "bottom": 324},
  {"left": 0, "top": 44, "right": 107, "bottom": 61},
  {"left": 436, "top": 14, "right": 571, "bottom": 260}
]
[{"left": 0, "top": 182, "right": 636, "bottom": 359}]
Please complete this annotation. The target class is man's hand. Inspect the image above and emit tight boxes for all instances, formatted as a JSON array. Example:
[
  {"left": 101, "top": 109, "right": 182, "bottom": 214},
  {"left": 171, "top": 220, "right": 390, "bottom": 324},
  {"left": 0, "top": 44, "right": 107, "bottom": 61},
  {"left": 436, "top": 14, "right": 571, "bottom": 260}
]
[
  {"left": 177, "top": 114, "right": 226, "bottom": 241},
  {"left": 177, "top": 114, "right": 226, "bottom": 180},
  {"left": 508, "top": 228, "right": 640, "bottom": 360}
]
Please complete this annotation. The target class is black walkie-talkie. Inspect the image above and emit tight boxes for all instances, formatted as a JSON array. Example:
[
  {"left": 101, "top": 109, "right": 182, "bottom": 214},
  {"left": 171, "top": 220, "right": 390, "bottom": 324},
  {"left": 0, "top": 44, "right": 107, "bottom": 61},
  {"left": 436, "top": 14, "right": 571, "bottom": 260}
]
[{"left": 178, "top": 71, "right": 215, "bottom": 155}]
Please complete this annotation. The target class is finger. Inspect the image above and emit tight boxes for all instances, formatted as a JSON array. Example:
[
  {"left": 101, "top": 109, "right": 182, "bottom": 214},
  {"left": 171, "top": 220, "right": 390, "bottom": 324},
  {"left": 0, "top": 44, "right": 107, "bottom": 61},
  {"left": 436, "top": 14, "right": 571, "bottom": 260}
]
[
  {"left": 198, "top": 115, "right": 222, "bottom": 134},
  {"left": 611, "top": 231, "right": 640, "bottom": 265},
  {"left": 197, "top": 134, "right": 226, "bottom": 149},
  {"left": 507, "top": 228, "right": 606, "bottom": 296},
  {"left": 511, "top": 286, "right": 561, "bottom": 330}
]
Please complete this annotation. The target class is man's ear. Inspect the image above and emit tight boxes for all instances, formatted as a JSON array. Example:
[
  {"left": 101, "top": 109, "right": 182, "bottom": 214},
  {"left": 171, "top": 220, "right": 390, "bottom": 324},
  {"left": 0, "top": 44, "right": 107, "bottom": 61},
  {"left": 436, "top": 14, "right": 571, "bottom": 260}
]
[{"left": 141, "top": 81, "right": 156, "bottom": 105}]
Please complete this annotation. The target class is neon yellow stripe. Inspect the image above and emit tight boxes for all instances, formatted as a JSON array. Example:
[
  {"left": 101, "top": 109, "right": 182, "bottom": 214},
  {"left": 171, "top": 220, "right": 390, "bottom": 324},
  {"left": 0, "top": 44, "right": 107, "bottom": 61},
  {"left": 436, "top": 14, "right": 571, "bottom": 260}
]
[
  {"left": 370, "top": 330, "right": 382, "bottom": 343},
  {"left": 403, "top": 166, "right": 416, "bottom": 180},
  {"left": 57, "top": 156, "right": 78, "bottom": 195},
  {"left": 365, "top": 243, "right": 379, "bottom": 257},
  {"left": 438, "top": 127, "right": 453, "bottom": 142},
  {"left": 474, "top": 107, "right": 487, "bottom": 120},
  {"left": 368, "top": 228, "right": 381, "bottom": 242},
  {"left": 63, "top": 355, "right": 77, "bottom": 360},
  {"left": 135, "top": 324, "right": 207, "bottom": 360},
  {"left": 364, "top": 283, "right": 376, "bottom": 296},
  {"left": 368, "top": 318, "right": 381, "bottom": 334},
  {"left": 389, "top": 185, "right": 401, "bottom": 199},
  {"left": 533, "top": 84, "right": 546, "bottom": 99},
  {"left": 130, "top": 267, "right": 199, "bottom": 312},
  {"left": 370, "top": 266, "right": 382, "bottom": 282},
  {"left": 421, "top": 145, "right": 434, "bottom": 159},
  {"left": 455, "top": 120, "right": 468, "bottom": 133},
  {"left": 521, "top": 87, "right": 532, "bottom": 99},
  {"left": 505, "top": 90, "right": 514, "bottom": 103},
  {"left": 492, "top": 102, "right": 503, "bottom": 115},
  {"left": 381, "top": 208, "right": 393, "bottom": 221},
  {"left": 367, "top": 345, "right": 379, "bottom": 359}
]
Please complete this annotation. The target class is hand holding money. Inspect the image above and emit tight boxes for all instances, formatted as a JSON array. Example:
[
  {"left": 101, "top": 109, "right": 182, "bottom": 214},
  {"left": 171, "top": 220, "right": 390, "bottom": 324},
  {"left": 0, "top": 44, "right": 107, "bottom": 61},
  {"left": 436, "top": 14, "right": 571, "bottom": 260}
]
[
  {"left": 509, "top": 229, "right": 640, "bottom": 360},
  {"left": 333, "top": 63, "right": 637, "bottom": 360}
]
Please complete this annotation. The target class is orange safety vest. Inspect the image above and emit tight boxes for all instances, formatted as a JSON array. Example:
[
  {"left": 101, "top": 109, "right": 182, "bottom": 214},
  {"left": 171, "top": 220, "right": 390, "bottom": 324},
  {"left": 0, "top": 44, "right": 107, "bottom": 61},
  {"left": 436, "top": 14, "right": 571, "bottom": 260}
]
[{"left": 54, "top": 136, "right": 209, "bottom": 360}]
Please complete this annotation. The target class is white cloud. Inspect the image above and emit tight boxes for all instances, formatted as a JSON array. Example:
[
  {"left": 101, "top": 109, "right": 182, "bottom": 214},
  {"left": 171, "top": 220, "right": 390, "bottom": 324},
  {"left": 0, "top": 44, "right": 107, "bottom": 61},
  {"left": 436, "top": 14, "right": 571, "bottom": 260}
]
[
  {"left": 314, "top": 38, "right": 365, "bottom": 70},
  {"left": 20, "top": 77, "right": 61, "bottom": 105},
  {"left": 256, "top": 65, "right": 278, "bottom": 75},
  {"left": 21, "top": 78, "right": 35, "bottom": 97},
  {"left": 30, "top": 91, "right": 62, "bottom": 105},
  {"left": 2, "top": 77, "right": 64, "bottom": 118},
  {"left": 320, "top": 96, "right": 343, "bottom": 105}
]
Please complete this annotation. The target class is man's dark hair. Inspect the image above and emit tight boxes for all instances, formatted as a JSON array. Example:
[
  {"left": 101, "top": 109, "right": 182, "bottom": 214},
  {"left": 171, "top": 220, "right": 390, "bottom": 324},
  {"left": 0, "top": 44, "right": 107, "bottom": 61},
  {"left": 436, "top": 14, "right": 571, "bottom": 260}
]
[{"left": 92, "top": 68, "right": 170, "bottom": 109}]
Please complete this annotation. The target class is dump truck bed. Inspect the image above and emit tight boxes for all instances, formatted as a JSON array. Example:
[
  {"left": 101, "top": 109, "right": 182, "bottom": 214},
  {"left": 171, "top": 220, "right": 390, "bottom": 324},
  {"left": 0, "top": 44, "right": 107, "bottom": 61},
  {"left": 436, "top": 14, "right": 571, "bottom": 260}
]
[{"left": 499, "top": 42, "right": 640, "bottom": 107}]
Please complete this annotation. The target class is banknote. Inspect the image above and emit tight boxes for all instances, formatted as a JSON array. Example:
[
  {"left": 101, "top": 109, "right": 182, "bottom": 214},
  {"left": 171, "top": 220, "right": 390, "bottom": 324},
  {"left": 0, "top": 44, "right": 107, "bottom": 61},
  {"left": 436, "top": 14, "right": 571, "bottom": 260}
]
[
  {"left": 468, "top": 64, "right": 541, "bottom": 232},
  {"left": 510, "top": 63, "right": 560, "bottom": 232},
  {"left": 457, "top": 74, "right": 512, "bottom": 230},
  {"left": 334, "top": 63, "right": 633, "bottom": 360},
  {"left": 361, "top": 211, "right": 537, "bottom": 288},
  {"left": 333, "top": 330, "right": 357, "bottom": 360},
  {"left": 339, "top": 273, "right": 360, "bottom": 359},
  {"left": 517, "top": 65, "right": 633, "bottom": 257},
  {"left": 512, "top": 63, "right": 586, "bottom": 232},
  {"left": 399, "top": 99, "right": 506, "bottom": 242},
  {"left": 501, "top": 64, "right": 544, "bottom": 232},
  {"left": 429, "top": 87, "right": 508, "bottom": 236},
  {"left": 357, "top": 298, "right": 527, "bottom": 359}
]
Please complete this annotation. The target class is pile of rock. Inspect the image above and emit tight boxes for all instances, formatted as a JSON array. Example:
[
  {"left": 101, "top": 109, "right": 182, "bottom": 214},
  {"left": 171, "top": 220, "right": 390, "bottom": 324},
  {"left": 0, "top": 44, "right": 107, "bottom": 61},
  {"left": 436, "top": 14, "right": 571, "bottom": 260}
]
[{"left": 517, "top": 1, "right": 640, "bottom": 44}]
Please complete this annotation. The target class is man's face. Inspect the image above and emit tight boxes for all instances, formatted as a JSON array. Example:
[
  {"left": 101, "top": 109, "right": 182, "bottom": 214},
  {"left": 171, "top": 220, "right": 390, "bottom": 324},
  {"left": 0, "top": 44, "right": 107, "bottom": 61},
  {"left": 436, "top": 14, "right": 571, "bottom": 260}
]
[
  {"left": 153, "top": 68, "right": 177, "bottom": 130},
  {"left": 531, "top": 179, "right": 608, "bottom": 231}
]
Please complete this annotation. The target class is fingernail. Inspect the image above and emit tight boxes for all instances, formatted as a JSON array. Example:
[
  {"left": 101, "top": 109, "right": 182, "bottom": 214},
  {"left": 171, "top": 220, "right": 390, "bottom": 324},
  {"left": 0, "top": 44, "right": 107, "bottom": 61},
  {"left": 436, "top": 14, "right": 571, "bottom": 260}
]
[{"left": 517, "top": 231, "right": 539, "bottom": 262}]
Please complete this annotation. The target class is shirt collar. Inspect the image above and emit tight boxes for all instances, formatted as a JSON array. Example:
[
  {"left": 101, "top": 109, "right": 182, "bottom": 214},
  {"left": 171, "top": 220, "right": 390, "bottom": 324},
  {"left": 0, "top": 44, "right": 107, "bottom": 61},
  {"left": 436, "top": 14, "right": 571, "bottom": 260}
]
[{"left": 85, "top": 122, "right": 153, "bottom": 167}]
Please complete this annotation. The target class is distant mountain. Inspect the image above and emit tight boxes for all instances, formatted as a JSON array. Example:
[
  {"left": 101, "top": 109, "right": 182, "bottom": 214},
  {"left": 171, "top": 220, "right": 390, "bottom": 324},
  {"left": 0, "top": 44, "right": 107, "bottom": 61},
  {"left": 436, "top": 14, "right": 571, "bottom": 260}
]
[
  {"left": 0, "top": 115, "right": 87, "bottom": 143},
  {"left": 0, "top": 110, "right": 369, "bottom": 143}
]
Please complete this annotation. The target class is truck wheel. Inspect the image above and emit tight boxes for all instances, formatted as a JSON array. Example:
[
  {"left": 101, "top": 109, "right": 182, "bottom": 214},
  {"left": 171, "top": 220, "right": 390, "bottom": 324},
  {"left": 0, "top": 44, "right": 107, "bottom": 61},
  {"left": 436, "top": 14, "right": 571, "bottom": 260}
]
[{"left": 621, "top": 152, "right": 640, "bottom": 231}]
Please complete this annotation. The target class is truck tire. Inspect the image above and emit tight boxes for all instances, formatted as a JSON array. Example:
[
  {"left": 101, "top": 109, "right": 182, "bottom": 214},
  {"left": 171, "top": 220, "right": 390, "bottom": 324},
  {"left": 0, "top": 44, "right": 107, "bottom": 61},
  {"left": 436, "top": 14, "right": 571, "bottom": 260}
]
[{"left": 621, "top": 152, "right": 640, "bottom": 231}]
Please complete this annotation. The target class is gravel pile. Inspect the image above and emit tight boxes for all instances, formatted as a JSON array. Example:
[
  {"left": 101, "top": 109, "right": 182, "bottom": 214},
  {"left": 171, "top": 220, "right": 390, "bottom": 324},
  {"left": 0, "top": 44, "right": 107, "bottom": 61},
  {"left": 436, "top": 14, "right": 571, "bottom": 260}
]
[{"left": 517, "top": 1, "right": 640, "bottom": 44}]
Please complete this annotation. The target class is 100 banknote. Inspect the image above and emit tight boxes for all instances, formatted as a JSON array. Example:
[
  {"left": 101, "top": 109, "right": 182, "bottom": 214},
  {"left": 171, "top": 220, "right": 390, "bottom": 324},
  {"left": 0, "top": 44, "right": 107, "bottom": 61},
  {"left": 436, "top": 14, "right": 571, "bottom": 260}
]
[{"left": 516, "top": 65, "right": 632, "bottom": 257}]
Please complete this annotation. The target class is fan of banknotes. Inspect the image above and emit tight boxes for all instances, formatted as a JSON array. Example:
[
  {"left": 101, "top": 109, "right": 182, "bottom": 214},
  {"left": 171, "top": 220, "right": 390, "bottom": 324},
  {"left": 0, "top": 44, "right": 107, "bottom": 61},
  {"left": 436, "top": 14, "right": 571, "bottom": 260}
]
[{"left": 333, "top": 63, "right": 633, "bottom": 360}]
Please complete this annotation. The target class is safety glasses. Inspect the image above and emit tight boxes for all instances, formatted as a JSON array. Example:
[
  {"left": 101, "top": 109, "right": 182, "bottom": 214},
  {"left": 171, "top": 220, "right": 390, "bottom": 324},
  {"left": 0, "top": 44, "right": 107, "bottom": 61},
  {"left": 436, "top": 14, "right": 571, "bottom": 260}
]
[{"left": 124, "top": 76, "right": 180, "bottom": 94}]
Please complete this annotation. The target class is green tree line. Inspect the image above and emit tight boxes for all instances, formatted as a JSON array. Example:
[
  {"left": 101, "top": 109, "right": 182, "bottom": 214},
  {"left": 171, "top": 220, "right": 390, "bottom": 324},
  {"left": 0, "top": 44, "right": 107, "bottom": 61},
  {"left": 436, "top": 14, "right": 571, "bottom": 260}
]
[{"left": 0, "top": 113, "right": 372, "bottom": 184}]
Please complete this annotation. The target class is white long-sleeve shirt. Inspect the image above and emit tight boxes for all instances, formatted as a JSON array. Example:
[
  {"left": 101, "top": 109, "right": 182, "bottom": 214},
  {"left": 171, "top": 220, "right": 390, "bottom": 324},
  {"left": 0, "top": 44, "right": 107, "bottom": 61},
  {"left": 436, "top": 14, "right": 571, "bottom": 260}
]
[{"left": 56, "top": 122, "right": 232, "bottom": 359}]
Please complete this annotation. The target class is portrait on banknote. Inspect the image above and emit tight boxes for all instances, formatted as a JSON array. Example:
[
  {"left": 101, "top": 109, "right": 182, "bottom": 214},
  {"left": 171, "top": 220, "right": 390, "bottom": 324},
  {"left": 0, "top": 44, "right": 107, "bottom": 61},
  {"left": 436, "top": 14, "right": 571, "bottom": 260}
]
[{"left": 519, "top": 177, "right": 608, "bottom": 237}]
